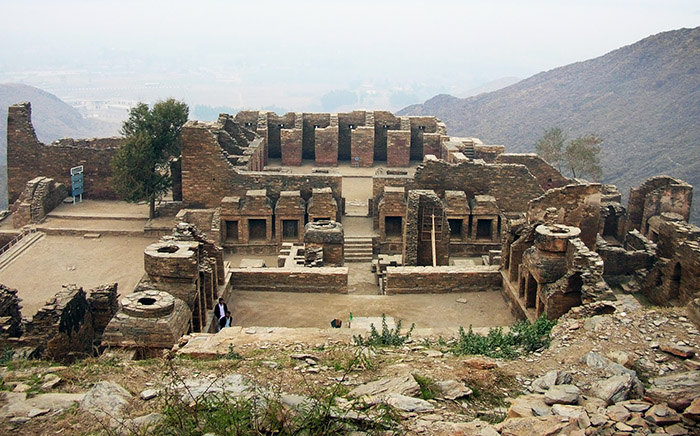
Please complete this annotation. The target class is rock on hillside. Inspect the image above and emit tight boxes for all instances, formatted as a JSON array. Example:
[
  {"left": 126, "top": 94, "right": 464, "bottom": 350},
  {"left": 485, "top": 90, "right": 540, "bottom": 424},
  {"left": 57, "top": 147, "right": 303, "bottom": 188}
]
[{"left": 399, "top": 27, "right": 700, "bottom": 222}]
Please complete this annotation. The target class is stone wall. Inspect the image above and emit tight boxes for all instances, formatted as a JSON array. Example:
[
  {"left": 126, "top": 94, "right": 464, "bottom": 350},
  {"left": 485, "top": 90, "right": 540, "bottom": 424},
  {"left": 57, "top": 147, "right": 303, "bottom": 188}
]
[
  {"left": 495, "top": 154, "right": 570, "bottom": 191},
  {"left": 372, "top": 159, "right": 544, "bottom": 217},
  {"left": 0, "top": 285, "right": 23, "bottom": 346},
  {"left": 642, "top": 219, "right": 700, "bottom": 305},
  {"left": 181, "top": 120, "right": 342, "bottom": 209},
  {"left": 384, "top": 266, "right": 501, "bottom": 294},
  {"left": 11, "top": 176, "right": 68, "bottom": 227},
  {"left": 625, "top": 176, "right": 693, "bottom": 235},
  {"left": 7, "top": 103, "right": 121, "bottom": 203},
  {"left": 596, "top": 235, "right": 655, "bottom": 281},
  {"left": 23, "top": 285, "right": 95, "bottom": 361},
  {"left": 404, "top": 190, "right": 450, "bottom": 266},
  {"left": 229, "top": 267, "right": 349, "bottom": 293},
  {"left": 314, "top": 125, "right": 339, "bottom": 166},
  {"left": 87, "top": 283, "right": 119, "bottom": 344},
  {"left": 527, "top": 183, "right": 602, "bottom": 249}
]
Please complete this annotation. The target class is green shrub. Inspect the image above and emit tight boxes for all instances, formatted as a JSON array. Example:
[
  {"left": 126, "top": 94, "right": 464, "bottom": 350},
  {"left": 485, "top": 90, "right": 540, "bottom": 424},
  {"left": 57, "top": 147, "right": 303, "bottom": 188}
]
[
  {"left": 451, "top": 315, "right": 556, "bottom": 359},
  {"left": 353, "top": 314, "right": 415, "bottom": 347}
]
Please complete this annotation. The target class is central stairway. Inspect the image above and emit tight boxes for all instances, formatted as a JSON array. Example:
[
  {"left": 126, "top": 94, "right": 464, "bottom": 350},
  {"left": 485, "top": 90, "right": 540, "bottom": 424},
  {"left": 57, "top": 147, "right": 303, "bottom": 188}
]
[{"left": 344, "top": 236, "right": 373, "bottom": 262}]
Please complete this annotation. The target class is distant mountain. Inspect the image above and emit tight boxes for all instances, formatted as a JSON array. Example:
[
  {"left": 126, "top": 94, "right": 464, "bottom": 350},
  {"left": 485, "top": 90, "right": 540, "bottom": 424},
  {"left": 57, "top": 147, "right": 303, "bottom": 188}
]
[
  {"left": 399, "top": 27, "right": 700, "bottom": 222},
  {"left": 0, "top": 83, "right": 120, "bottom": 208},
  {"left": 456, "top": 77, "right": 522, "bottom": 98}
]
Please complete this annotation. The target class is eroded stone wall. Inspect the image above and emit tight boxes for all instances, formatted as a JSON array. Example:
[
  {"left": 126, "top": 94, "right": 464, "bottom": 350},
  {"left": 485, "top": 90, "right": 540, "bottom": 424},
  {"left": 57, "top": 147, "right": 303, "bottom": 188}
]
[{"left": 7, "top": 103, "right": 120, "bottom": 203}]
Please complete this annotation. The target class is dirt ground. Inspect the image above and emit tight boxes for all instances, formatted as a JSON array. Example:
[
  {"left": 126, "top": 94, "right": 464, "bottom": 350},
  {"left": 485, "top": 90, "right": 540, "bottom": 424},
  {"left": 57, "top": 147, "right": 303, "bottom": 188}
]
[
  {"left": 229, "top": 289, "right": 515, "bottom": 329},
  {"left": 0, "top": 235, "right": 157, "bottom": 315}
]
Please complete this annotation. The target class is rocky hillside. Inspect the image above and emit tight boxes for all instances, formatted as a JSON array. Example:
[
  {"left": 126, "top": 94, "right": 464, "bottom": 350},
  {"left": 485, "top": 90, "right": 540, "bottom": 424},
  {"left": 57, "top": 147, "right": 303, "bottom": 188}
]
[
  {"left": 399, "top": 27, "right": 700, "bottom": 222},
  {"left": 0, "top": 83, "right": 119, "bottom": 208},
  {"left": 0, "top": 299, "right": 698, "bottom": 434}
]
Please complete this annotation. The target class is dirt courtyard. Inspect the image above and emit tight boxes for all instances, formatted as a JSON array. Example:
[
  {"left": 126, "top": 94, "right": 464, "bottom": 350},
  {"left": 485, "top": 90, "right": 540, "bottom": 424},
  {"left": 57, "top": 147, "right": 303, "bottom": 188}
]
[
  {"left": 229, "top": 290, "right": 514, "bottom": 329},
  {"left": 0, "top": 235, "right": 157, "bottom": 315}
]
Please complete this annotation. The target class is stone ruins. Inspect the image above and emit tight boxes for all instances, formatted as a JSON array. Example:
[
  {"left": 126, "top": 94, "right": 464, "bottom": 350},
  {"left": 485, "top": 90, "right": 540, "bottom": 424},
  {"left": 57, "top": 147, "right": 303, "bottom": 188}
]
[{"left": 0, "top": 101, "right": 698, "bottom": 356}]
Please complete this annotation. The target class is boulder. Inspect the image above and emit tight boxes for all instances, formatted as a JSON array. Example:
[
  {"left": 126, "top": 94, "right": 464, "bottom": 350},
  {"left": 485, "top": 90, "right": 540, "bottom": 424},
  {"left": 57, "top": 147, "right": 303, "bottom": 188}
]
[
  {"left": 647, "top": 370, "right": 700, "bottom": 410},
  {"left": 544, "top": 384, "right": 580, "bottom": 405},
  {"left": 550, "top": 404, "right": 591, "bottom": 428},
  {"left": 506, "top": 394, "right": 550, "bottom": 419},
  {"left": 531, "top": 370, "right": 572, "bottom": 393},
  {"left": 81, "top": 382, "right": 132, "bottom": 418},
  {"left": 434, "top": 380, "right": 472, "bottom": 400},
  {"left": 590, "top": 374, "right": 639, "bottom": 405},
  {"left": 682, "top": 397, "right": 700, "bottom": 421},
  {"left": 383, "top": 393, "right": 434, "bottom": 412},
  {"left": 644, "top": 403, "right": 681, "bottom": 426},
  {"left": 660, "top": 343, "right": 696, "bottom": 359},
  {"left": 348, "top": 374, "right": 420, "bottom": 398},
  {"left": 496, "top": 415, "right": 580, "bottom": 436}
]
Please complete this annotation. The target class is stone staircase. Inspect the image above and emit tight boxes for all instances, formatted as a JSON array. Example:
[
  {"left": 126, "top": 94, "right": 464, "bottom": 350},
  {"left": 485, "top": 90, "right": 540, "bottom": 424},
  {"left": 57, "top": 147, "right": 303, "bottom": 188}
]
[
  {"left": 344, "top": 236, "right": 373, "bottom": 262},
  {"left": 462, "top": 143, "right": 475, "bottom": 158}
]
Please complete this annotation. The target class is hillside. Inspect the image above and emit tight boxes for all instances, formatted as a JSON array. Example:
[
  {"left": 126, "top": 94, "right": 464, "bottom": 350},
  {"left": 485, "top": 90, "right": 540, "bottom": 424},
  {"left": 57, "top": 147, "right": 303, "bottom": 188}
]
[
  {"left": 0, "top": 83, "right": 120, "bottom": 208},
  {"left": 399, "top": 27, "right": 700, "bottom": 222}
]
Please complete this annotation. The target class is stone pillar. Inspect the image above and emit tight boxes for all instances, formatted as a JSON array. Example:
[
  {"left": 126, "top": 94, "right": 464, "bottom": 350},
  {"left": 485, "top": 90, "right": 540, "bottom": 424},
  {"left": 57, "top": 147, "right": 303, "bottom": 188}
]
[
  {"left": 314, "top": 126, "right": 339, "bottom": 166},
  {"left": 351, "top": 126, "right": 375, "bottom": 167},
  {"left": 387, "top": 130, "right": 410, "bottom": 167},
  {"left": 281, "top": 128, "right": 303, "bottom": 166}
]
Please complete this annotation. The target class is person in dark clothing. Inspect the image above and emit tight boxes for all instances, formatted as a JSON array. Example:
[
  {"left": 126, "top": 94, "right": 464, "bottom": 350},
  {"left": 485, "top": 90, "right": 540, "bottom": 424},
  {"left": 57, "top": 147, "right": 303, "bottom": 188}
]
[
  {"left": 214, "top": 298, "right": 228, "bottom": 331},
  {"left": 219, "top": 310, "right": 233, "bottom": 329}
]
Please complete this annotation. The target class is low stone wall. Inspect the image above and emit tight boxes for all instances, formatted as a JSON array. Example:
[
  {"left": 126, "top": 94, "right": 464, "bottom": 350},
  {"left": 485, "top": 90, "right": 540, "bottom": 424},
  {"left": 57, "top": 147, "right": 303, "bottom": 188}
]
[
  {"left": 384, "top": 266, "right": 501, "bottom": 294},
  {"left": 230, "top": 267, "right": 349, "bottom": 293}
]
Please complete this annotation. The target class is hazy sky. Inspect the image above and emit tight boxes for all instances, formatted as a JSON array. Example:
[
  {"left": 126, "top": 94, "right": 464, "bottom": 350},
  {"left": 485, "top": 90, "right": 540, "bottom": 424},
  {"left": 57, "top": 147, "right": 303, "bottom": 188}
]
[{"left": 1, "top": 0, "right": 698, "bottom": 110}]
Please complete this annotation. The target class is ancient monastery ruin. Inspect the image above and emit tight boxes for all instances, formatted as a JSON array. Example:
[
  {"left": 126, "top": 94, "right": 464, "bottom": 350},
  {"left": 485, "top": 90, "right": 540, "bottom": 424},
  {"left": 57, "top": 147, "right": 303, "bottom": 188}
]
[{"left": 0, "top": 102, "right": 699, "bottom": 357}]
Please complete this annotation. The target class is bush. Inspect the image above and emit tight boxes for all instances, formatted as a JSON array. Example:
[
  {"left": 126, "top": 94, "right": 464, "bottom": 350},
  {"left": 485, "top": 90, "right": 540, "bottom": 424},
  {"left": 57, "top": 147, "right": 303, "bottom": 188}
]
[
  {"left": 353, "top": 314, "right": 415, "bottom": 347},
  {"left": 451, "top": 315, "right": 556, "bottom": 359}
]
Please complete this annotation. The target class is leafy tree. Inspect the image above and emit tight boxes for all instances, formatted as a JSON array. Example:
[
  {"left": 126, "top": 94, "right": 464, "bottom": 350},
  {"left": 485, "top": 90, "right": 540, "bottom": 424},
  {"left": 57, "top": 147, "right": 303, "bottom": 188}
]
[
  {"left": 535, "top": 128, "right": 603, "bottom": 181},
  {"left": 535, "top": 127, "right": 566, "bottom": 171},
  {"left": 563, "top": 134, "right": 603, "bottom": 181},
  {"left": 111, "top": 99, "right": 189, "bottom": 218}
]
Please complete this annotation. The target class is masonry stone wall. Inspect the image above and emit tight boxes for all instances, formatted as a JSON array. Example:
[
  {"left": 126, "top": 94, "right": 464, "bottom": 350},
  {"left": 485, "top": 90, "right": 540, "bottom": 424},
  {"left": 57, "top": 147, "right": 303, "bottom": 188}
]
[
  {"left": 351, "top": 126, "right": 375, "bottom": 167},
  {"left": 495, "top": 154, "right": 570, "bottom": 191},
  {"left": 373, "top": 111, "right": 402, "bottom": 161},
  {"left": 386, "top": 130, "right": 411, "bottom": 167},
  {"left": 527, "top": 183, "right": 602, "bottom": 249},
  {"left": 229, "top": 267, "right": 348, "bottom": 293},
  {"left": 625, "top": 176, "right": 693, "bottom": 235},
  {"left": 314, "top": 126, "right": 339, "bottom": 166},
  {"left": 0, "top": 285, "right": 23, "bottom": 346},
  {"left": 7, "top": 103, "right": 120, "bottom": 203},
  {"left": 23, "top": 285, "right": 95, "bottom": 361},
  {"left": 384, "top": 266, "right": 501, "bottom": 294},
  {"left": 181, "top": 121, "right": 342, "bottom": 209}
]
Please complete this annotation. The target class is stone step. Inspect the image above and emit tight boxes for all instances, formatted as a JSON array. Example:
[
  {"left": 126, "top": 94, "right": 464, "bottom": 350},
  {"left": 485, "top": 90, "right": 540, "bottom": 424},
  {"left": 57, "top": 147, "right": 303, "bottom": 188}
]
[{"left": 345, "top": 248, "right": 372, "bottom": 255}]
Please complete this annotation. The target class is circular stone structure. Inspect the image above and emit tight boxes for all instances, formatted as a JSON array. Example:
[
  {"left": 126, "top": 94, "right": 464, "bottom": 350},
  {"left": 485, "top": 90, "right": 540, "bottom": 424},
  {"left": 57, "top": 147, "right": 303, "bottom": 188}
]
[
  {"left": 121, "top": 290, "right": 175, "bottom": 318},
  {"left": 534, "top": 224, "right": 581, "bottom": 253},
  {"left": 304, "top": 220, "right": 345, "bottom": 244}
]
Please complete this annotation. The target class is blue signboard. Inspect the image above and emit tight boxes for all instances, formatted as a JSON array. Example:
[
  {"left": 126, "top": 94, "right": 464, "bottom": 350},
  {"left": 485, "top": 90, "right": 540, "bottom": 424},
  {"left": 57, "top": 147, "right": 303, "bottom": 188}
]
[{"left": 70, "top": 166, "right": 84, "bottom": 203}]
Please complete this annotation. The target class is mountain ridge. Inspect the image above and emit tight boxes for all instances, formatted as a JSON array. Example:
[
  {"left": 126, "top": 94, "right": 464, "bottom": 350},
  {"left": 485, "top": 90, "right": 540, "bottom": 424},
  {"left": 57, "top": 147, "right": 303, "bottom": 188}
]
[{"left": 399, "top": 27, "right": 700, "bottom": 221}]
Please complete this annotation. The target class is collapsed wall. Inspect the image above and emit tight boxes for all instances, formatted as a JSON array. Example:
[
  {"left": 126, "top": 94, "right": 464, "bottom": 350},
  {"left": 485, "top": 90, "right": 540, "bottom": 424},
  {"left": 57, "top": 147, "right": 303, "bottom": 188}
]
[{"left": 6, "top": 102, "right": 121, "bottom": 203}]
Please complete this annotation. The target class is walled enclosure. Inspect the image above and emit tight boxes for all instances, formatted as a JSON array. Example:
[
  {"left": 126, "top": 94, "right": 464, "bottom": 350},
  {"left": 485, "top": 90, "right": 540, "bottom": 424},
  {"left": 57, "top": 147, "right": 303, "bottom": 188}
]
[
  {"left": 6, "top": 103, "right": 121, "bottom": 203},
  {"left": 180, "top": 118, "right": 343, "bottom": 212}
]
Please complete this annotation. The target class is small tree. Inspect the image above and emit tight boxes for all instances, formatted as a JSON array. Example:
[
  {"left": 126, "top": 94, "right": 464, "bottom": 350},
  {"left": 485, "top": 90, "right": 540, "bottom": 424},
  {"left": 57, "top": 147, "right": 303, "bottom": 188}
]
[
  {"left": 535, "top": 128, "right": 603, "bottom": 181},
  {"left": 535, "top": 127, "right": 566, "bottom": 171},
  {"left": 563, "top": 134, "right": 603, "bottom": 181},
  {"left": 111, "top": 99, "right": 189, "bottom": 218}
]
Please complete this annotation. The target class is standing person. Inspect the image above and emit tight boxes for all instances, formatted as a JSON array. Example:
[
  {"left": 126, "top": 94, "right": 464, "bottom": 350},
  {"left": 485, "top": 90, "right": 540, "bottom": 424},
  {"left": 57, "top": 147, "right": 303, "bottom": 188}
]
[
  {"left": 219, "top": 310, "right": 233, "bottom": 329},
  {"left": 214, "top": 298, "right": 228, "bottom": 331}
]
